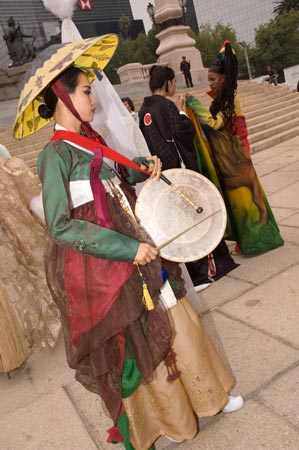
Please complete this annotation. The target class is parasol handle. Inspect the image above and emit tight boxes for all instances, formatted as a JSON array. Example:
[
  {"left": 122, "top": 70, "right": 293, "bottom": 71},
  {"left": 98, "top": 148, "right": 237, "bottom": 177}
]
[{"left": 142, "top": 160, "right": 203, "bottom": 214}]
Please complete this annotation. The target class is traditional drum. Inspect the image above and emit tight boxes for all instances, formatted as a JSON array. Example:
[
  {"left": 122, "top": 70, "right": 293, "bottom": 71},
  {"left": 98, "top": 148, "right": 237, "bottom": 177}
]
[{"left": 135, "top": 169, "right": 227, "bottom": 262}]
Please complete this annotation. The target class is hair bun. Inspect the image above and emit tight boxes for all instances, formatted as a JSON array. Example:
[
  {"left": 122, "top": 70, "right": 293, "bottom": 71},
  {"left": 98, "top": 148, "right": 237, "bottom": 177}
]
[{"left": 38, "top": 103, "right": 53, "bottom": 119}]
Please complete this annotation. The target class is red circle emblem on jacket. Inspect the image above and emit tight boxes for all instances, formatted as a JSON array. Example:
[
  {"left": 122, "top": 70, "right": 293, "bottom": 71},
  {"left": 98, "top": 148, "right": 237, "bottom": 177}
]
[{"left": 144, "top": 113, "right": 152, "bottom": 126}]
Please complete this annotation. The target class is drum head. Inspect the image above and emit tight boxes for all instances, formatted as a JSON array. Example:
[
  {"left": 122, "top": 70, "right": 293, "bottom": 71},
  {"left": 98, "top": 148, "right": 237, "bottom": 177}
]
[{"left": 135, "top": 169, "right": 227, "bottom": 262}]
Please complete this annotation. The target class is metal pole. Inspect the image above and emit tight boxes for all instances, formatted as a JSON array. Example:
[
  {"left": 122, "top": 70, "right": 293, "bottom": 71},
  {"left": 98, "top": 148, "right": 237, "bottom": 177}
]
[
  {"left": 238, "top": 42, "right": 252, "bottom": 80},
  {"left": 243, "top": 46, "right": 252, "bottom": 80}
]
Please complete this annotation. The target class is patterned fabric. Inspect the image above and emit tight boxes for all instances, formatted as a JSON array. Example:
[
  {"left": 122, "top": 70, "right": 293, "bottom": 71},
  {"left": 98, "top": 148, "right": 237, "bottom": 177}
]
[
  {"left": 123, "top": 297, "right": 235, "bottom": 450},
  {"left": 186, "top": 95, "right": 284, "bottom": 255},
  {"left": 0, "top": 157, "right": 61, "bottom": 351}
]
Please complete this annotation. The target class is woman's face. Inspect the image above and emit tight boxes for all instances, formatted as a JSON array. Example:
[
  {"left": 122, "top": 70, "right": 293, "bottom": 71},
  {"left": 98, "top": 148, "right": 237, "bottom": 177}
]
[
  {"left": 69, "top": 72, "right": 96, "bottom": 122},
  {"left": 122, "top": 100, "right": 132, "bottom": 112},
  {"left": 208, "top": 71, "right": 224, "bottom": 95},
  {"left": 167, "top": 77, "right": 177, "bottom": 97}
]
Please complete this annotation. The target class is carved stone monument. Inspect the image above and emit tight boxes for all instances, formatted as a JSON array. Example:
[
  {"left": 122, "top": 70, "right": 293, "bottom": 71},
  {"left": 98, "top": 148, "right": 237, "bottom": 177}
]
[
  {"left": 154, "top": 0, "right": 207, "bottom": 84},
  {"left": 3, "top": 16, "right": 35, "bottom": 67}
]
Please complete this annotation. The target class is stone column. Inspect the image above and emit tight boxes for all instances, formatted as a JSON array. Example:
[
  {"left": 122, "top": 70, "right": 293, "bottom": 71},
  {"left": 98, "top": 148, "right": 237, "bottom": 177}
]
[{"left": 154, "top": 0, "right": 207, "bottom": 84}]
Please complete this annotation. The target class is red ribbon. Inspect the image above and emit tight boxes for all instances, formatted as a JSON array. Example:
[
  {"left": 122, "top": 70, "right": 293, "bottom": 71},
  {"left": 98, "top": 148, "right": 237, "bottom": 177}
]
[
  {"left": 51, "top": 130, "right": 149, "bottom": 226},
  {"left": 51, "top": 130, "right": 149, "bottom": 175}
]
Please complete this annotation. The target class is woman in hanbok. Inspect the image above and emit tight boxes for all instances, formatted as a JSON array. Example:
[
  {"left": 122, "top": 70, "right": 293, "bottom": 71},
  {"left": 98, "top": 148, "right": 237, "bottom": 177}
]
[
  {"left": 14, "top": 36, "right": 244, "bottom": 450},
  {"left": 186, "top": 41, "right": 284, "bottom": 256}
]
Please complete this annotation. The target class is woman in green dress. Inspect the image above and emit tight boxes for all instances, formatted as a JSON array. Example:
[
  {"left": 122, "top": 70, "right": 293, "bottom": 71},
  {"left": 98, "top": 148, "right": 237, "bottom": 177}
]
[{"left": 186, "top": 41, "right": 284, "bottom": 255}]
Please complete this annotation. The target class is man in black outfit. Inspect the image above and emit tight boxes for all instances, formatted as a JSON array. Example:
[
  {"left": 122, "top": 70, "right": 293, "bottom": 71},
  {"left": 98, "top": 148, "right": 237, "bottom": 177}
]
[{"left": 180, "top": 56, "right": 193, "bottom": 88}]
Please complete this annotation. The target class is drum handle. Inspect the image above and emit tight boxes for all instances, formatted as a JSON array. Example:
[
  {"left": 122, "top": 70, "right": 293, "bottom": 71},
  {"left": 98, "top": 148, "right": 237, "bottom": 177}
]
[{"left": 142, "top": 160, "right": 203, "bottom": 214}]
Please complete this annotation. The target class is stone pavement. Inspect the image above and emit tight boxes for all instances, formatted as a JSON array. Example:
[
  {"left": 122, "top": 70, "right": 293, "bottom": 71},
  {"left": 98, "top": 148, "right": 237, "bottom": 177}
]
[{"left": 0, "top": 107, "right": 299, "bottom": 450}]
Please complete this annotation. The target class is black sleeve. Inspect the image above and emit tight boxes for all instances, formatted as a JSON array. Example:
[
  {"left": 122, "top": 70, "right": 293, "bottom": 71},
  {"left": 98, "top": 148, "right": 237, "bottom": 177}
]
[{"left": 166, "top": 101, "right": 195, "bottom": 144}]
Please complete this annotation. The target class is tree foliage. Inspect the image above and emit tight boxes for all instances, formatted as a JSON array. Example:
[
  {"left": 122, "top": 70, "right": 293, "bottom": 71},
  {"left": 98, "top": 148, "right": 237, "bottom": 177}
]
[
  {"left": 252, "top": 10, "right": 299, "bottom": 76},
  {"left": 104, "top": 9, "right": 299, "bottom": 85},
  {"left": 195, "top": 22, "right": 239, "bottom": 68},
  {"left": 104, "top": 31, "right": 159, "bottom": 84},
  {"left": 273, "top": 0, "right": 299, "bottom": 17},
  {"left": 195, "top": 23, "right": 252, "bottom": 79},
  {"left": 118, "top": 16, "right": 131, "bottom": 40}
]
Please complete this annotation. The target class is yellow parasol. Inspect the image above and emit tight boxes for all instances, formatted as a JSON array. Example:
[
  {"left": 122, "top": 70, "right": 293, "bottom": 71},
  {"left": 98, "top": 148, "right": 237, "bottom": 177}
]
[{"left": 13, "top": 34, "right": 118, "bottom": 139}]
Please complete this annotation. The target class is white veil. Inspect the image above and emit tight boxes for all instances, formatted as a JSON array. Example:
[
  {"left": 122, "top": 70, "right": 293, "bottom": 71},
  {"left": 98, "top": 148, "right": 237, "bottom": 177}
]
[{"left": 42, "top": 1, "right": 149, "bottom": 160}]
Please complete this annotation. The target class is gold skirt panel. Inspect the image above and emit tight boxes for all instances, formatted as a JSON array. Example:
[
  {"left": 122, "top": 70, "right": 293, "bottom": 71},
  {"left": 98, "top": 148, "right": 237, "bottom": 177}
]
[{"left": 123, "top": 296, "right": 235, "bottom": 450}]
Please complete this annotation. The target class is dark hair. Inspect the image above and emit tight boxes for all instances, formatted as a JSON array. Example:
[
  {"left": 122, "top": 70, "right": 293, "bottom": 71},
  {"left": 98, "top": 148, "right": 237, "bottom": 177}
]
[
  {"left": 121, "top": 96, "right": 135, "bottom": 112},
  {"left": 149, "top": 65, "right": 175, "bottom": 93},
  {"left": 209, "top": 42, "right": 238, "bottom": 133},
  {"left": 38, "top": 66, "right": 83, "bottom": 119}
]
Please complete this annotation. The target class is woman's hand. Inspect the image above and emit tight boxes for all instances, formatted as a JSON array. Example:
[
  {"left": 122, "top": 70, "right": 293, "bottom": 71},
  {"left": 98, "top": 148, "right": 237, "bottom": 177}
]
[
  {"left": 134, "top": 243, "right": 158, "bottom": 265},
  {"left": 175, "top": 93, "right": 186, "bottom": 112},
  {"left": 140, "top": 155, "right": 162, "bottom": 180}
]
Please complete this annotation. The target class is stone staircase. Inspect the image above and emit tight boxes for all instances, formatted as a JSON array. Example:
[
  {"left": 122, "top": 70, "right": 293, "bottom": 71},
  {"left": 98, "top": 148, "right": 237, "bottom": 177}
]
[{"left": 1, "top": 80, "right": 299, "bottom": 170}]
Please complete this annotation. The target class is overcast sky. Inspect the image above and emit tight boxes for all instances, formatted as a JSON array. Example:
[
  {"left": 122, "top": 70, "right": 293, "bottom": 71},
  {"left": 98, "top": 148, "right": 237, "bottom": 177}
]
[{"left": 130, "top": 0, "right": 153, "bottom": 33}]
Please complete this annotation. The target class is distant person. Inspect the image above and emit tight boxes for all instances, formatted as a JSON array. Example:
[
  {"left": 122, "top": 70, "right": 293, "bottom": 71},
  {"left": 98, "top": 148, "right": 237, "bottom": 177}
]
[
  {"left": 121, "top": 96, "right": 139, "bottom": 124},
  {"left": 265, "top": 65, "right": 277, "bottom": 86},
  {"left": 180, "top": 56, "right": 193, "bottom": 88},
  {"left": 121, "top": 96, "right": 136, "bottom": 117}
]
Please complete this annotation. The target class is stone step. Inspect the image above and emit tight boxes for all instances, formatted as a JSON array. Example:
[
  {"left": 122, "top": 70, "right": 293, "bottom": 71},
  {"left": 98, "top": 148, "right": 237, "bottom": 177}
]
[
  {"left": 248, "top": 117, "right": 299, "bottom": 144},
  {"left": 243, "top": 93, "right": 299, "bottom": 115},
  {"left": 245, "top": 96, "right": 299, "bottom": 120},
  {"left": 242, "top": 89, "right": 296, "bottom": 108},
  {"left": 250, "top": 126, "right": 299, "bottom": 153},
  {"left": 246, "top": 103, "right": 299, "bottom": 127},
  {"left": 248, "top": 110, "right": 299, "bottom": 135}
]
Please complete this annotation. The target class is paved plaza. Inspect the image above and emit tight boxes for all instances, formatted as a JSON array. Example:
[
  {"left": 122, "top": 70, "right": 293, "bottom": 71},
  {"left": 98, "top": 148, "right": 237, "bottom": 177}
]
[{"left": 0, "top": 96, "right": 299, "bottom": 450}]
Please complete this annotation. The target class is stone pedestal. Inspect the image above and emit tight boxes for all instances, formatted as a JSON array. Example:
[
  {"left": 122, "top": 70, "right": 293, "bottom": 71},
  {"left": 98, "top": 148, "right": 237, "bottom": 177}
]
[
  {"left": 117, "top": 63, "right": 147, "bottom": 84},
  {"left": 154, "top": 0, "right": 207, "bottom": 84},
  {"left": 0, "top": 64, "right": 29, "bottom": 101}
]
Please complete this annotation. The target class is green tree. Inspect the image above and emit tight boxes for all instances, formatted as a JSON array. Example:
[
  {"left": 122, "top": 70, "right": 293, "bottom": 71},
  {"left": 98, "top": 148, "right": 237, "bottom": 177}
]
[
  {"left": 132, "top": 33, "right": 157, "bottom": 64},
  {"left": 194, "top": 23, "right": 253, "bottom": 79},
  {"left": 252, "top": 10, "right": 299, "bottom": 76},
  {"left": 195, "top": 22, "right": 239, "bottom": 68},
  {"left": 105, "top": 36, "right": 135, "bottom": 84},
  {"left": 104, "top": 31, "right": 159, "bottom": 84},
  {"left": 118, "top": 15, "right": 131, "bottom": 39},
  {"left": 273, "top": 0, "right": 299, "bottom": 17}
]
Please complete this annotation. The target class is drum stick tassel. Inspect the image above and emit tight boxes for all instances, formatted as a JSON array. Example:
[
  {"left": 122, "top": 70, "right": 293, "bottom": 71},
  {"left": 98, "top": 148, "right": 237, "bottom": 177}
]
[{"left": 135, "top": 263, "right": 155, "bottom": 310}]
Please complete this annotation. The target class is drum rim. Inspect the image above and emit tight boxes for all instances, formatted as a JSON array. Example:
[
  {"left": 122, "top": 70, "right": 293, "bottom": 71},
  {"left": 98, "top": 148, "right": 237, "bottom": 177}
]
[{"left": 135, "top": 168, "right": 227, "bottom": 262}]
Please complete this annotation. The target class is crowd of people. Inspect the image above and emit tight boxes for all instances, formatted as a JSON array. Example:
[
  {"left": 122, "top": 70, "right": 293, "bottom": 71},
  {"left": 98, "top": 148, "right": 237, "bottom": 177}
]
[{"left": 1, "top": 35, "right": 284, "bottom": 450}]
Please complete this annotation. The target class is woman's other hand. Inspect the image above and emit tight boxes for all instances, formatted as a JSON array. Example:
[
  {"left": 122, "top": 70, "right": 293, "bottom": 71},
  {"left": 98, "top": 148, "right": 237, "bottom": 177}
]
[
  {"left": 140, "top": 155, "right": 162, "bottom": 180},
  {"left": 175, "top": 94, "right": 186, "bottom": 112},
  {"left": 134, "top": 243, "right": 158, "bottom": 265}
]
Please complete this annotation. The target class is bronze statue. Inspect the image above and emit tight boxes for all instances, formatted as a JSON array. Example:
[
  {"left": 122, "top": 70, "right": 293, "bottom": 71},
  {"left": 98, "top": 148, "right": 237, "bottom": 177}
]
[{"left": 3, "top": 16, "right": 35, "bottom": 67}]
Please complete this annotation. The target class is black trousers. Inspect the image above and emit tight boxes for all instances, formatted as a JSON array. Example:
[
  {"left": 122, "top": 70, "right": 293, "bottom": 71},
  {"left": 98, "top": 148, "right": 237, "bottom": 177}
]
[
  {"left": 186, "top": 240, "right": 239, "bottom": 286},
  {"left": 183, "top": 71, "right": 193, "bottom": 88}
]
